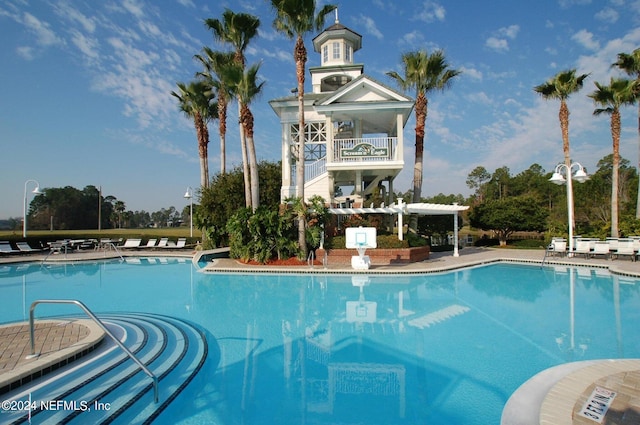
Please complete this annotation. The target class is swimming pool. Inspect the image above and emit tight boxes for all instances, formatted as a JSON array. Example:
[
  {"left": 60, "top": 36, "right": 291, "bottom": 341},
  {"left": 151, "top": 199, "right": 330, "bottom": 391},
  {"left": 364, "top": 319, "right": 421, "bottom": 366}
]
[{"left": 1, "top": 259, "right": 639, "bottom": 424}]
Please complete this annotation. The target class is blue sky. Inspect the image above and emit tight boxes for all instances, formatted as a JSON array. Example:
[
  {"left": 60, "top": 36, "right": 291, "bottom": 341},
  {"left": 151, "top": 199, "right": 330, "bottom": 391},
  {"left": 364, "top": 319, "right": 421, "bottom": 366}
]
[{"left": 1, "top": 0, "right": 639, "bottom": 219}]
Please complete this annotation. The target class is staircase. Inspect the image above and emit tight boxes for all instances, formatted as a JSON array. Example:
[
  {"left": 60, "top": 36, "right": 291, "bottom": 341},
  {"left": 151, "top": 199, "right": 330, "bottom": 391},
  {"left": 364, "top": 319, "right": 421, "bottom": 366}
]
[{"left": 3, "top": 313, "right": 207, "bottom": 425}]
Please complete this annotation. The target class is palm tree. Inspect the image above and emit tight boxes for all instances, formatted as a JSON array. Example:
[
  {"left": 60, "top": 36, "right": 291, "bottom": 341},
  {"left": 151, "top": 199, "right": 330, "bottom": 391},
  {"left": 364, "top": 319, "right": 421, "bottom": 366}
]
[
  {"left": 195, "top": 48, "right": 236, "bottom": 175},
  {"left": 171, "top": 80, "right": 217, "bottom": 188},
  {"left": 205, "top": 10, "right": 260, "bottom": 208},
  {"left": 612, "top": 48, "right": 640, "bottom": 218},
  {"left": 386, "top": 50, "right": 461, "bottom": 233},
  {"left": 268, "top": 0, "right": 336, "bottom": 258},
  {"left": 588, "top": 78, "right": 637, "bottom": 237},
  {"left": 223, "top": 61, "right": 265, "bottom": 211},
  {"left": 534, "top": 69, "right": 588, "bottom": 243}
]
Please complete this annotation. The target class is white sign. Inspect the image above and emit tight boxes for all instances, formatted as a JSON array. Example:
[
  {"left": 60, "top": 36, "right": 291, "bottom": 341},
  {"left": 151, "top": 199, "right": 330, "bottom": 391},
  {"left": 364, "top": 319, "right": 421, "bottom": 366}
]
[{"left": 578, "top": 386, "right": 617, "bottom": 423}]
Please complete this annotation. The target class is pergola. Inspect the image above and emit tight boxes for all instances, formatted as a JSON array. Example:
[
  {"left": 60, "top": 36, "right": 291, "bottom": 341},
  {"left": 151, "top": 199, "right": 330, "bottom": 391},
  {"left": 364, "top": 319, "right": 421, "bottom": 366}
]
[{"left": 328, "top": 199, "right": 470, "bottom": 257}]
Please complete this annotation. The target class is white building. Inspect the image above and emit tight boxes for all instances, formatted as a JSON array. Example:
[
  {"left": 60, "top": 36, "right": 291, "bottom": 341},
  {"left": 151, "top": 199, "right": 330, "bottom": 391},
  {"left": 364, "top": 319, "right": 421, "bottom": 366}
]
[{"left": 269, "top": 16, "right": 414, "bottom": 208}]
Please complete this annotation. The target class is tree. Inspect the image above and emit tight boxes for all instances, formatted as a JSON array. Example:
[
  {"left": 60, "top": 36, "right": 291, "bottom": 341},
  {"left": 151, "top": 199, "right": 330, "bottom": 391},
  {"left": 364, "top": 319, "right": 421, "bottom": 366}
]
[
  {"left": 488, "top": 166, "right": 511, "bottom": 200},
  {"left": 588, "top": 78, "right": 637, "bottom": 237},
  {"left": 534, "top": 69, "right": 589, "bottom": 245},
  {"left": 171, "top": 80, "right": 217, "bottom": 188},
  {"left": 199, "top": 161, "right": 283, "bottom": 247},
  {"left": 205, "top": 9, "right": 260, "bottom": 208},
  {"left": 268, "top": 0, "right": 337, "bottom": 259},
  {"left": 195, "top": 48, "right": 236, "bottom": 175},
  {"left": 469, "top": 196, "right": 548, "bottom": 246},
  {"left": 386, "top": 50, "right": 461, "bottom": 233},
  {"left": 222, "top": 61, "right": 265, "bottom": 211},
  {"left": 612, "top": 48, "right": 640, "bottom": 218},
  {"left": 466, "top": 166, "right": 490, "bottom": 203}
]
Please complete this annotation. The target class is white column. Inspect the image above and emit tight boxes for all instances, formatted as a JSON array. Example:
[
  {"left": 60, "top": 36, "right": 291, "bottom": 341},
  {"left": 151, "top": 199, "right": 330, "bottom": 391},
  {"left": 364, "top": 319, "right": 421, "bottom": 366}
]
[
  {"left": 397, "top": 198, "right": 404, "bottom": 241},
  {"left": 453, "top": 212, "right": 460, "bottom": 257},
  {"left": 396, "top": 113, "right": 404, "bottom": 161}
]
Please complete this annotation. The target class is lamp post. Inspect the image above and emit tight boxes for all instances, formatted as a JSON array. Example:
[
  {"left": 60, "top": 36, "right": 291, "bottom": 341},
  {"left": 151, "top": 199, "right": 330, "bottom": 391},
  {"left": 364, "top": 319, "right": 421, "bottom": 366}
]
[
  {"left": 549, "top": 162, "right": 589, "bottom": 255},
  {"left": 184, "top": 187, "right": 193, "bottom": 238},
  {"left": 23, "top": 179, "right": 42, "bottom": 238}
]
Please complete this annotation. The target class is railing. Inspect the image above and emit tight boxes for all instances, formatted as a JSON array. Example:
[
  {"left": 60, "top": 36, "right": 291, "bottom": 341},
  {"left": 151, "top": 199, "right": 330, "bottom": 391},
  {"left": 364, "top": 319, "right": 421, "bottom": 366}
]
[
  {"left": 41, "top": 240, "right": 124, "bottom": 264},
  {"left": 305, "top": 157, "right": 327, "bottom": 181},
  {"left": 27, "top": 299, "right": 159, "bottom": 403}
]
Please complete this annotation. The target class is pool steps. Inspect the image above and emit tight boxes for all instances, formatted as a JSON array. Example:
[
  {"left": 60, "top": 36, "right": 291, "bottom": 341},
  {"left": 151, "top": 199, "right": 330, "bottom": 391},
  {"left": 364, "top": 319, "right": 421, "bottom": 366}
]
[{"left": 2, "top": 313, "right": 207, "bottom": 424}]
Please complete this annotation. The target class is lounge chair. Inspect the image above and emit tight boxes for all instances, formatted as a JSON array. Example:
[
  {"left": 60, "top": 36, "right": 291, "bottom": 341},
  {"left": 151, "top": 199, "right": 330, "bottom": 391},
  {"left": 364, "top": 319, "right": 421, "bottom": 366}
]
[
  {"left": 591, "top": 241, "right": 610, "bottom": 259},
  {"left": 574, "top": 239, "right": 591, "bottom": 258},
  {"left": 549, "top": 239, "right": 567, "bottom": 257},
  {"left": 16, "top": 242, "right": 44, "bottom": 253},
  {"left": 163, "top": 238, "right": 187, "bottom": 249},
  {"left": 119, "top": 238, "right": 142, "bottom": 249},
  {"left": 0, "top": 242, "right": 20, "bottom": 254},
  {"left": 614, "top": 238, "right": 635, "bottom": 261},
  {"left": 144, "top": 239, "right": 157, "bottom": 248},
  {"left": 156, "top": 237, "right": 169, "bottom": 248}
]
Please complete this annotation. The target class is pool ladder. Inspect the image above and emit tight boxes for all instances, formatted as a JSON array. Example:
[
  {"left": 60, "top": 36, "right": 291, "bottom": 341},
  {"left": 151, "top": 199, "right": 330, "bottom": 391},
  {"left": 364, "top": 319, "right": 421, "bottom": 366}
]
[
  {"left": 541, "top": 243, "right": 554, "bottom": 268},
  {"left": 307, "top": 250, "right": 329, "bottom": 269},
  {"left": 26, "top": 299, "right": 159, "bottom": 403}
]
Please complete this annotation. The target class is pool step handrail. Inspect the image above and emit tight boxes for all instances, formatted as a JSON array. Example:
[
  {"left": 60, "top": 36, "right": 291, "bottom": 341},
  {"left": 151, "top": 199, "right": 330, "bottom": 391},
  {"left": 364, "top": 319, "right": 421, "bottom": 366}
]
[{"left": 27, "top": 299, "right": 159, "bottom": 403}]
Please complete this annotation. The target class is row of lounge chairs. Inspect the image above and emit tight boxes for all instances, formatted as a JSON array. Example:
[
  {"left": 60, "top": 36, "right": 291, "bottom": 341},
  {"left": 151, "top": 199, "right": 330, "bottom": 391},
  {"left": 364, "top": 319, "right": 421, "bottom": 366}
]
[
  {"left": 0, "top": 241, "right": 49, "bottom": 254},
  {"left": 548, "top": 237, "right": 640, "bottom": 261},
  {"left": 0, "top": 237, "right": 189, "bottom": 255},
  {"left": 117, "top": 237, "right": 187, "bottom": 249}
]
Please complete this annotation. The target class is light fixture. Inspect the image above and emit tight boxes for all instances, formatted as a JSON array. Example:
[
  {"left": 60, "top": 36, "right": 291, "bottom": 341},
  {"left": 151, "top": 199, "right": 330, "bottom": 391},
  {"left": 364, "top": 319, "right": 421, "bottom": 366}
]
[
  {"left": 549, "top": 162, "right": 589, "bottom": 255},
  {"left": 184, "top": 187, "right": 193, "bottom": 238}
]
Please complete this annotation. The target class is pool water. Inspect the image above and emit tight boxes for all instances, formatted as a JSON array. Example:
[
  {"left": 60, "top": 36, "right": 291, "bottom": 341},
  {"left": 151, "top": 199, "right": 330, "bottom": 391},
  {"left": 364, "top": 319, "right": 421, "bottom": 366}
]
[{"left": 1, "top": 259, "right": 640, "bottom": 424}]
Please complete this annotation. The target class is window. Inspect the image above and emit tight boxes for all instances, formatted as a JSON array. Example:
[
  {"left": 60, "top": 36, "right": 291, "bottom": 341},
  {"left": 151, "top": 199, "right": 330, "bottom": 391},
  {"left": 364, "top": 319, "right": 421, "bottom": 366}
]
[
  {"left": 290, "top": 122, "right": 327, "bottom": 162},
  {"left": 345, "top": 44, "right": 351, "bottom": 62},
  {"left": 332, "top": 42, "right": 340, "bottom": 59},
  {"left": 323, "top": 45, "right": 328, "bottom": 63}
]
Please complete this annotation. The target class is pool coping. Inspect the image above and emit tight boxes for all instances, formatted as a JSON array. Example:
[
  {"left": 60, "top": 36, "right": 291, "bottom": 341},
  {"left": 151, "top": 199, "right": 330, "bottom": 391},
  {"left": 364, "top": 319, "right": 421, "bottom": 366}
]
[{"left": 0, "top": 319, "right": 105, "bottom": 395}]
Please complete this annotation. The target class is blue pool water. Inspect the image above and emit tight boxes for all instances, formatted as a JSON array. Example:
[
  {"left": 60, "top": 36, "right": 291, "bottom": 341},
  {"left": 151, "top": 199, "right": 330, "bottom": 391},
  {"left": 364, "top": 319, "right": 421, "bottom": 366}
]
[{"left": 1, "top": 259, "right": 640, "bottom": 424}]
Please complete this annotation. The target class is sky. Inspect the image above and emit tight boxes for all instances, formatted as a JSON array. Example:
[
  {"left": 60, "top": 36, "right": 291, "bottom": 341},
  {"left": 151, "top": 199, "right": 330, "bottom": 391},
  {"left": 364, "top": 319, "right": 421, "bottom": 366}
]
[{"left": 1, "top": 0, "right": 639, "bottom": 220}]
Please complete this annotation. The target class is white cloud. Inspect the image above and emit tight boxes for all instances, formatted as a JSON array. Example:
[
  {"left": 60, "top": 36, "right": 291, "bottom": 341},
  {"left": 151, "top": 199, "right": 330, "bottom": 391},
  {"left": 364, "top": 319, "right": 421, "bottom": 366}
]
[
  {"left": 399, "top": 30, "right": 426, "bottom": 48},
  {"left": 414, "top": 1, "right": 446, "bottom": 23},
  {"left": 468, "top": 91, "right": 493, "bottom": 105},
  {"left": 16, "top": 46, "right": 34, "bottom": 60},
  {"left": 52, "top": 2, "right": 96, "bottom": 33},
  {"left": 498, "top": 24, "right": 520, "bottom": 39},
  {"left": 22, "top": 12, "right": 63, "bottom": 47},
  {"left": 121, "top": 0, "right": 145, "bottom": 19},
  {"left": 176, "top": 0, "right": 195, "bottom": 7},
  {"left": 486, "top": 37, "right": 508, "bottom": 52},
  {"left": 571, "top": 29, "right": 600, "bottom": 51},
  {"left": 357, "top": 14, "right": 383, "bottom": 40},
  {"left": 70, "top": 29, "right": 100, "bottom": 63},
  {"left": 595, "top": 7, "right": 619, "bottom": 23},
  {"left": 460, "top": 66, "right": 482, "bottom": 81},
  {"left": 486, "top": 25, "right": 519, "bottom": 52}
]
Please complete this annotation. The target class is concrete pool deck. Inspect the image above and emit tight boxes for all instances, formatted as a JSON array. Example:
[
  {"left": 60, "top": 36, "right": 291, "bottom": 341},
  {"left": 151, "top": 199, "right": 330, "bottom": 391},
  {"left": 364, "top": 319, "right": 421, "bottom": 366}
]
[{"left": 1, "top": 246, "right": 640, "bottom": 424}]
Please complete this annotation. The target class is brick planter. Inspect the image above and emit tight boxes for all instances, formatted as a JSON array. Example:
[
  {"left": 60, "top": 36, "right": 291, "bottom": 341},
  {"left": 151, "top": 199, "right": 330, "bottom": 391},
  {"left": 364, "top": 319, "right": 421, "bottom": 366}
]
[{"left": 316, "top": 245, "right": 430, "bottom": 265}]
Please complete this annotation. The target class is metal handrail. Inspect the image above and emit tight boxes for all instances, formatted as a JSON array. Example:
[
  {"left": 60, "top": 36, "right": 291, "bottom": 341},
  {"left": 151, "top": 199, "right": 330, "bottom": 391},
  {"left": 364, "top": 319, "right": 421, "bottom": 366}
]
[{"left": 27, "top": 299, "right": 158, "bottom": 403}]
